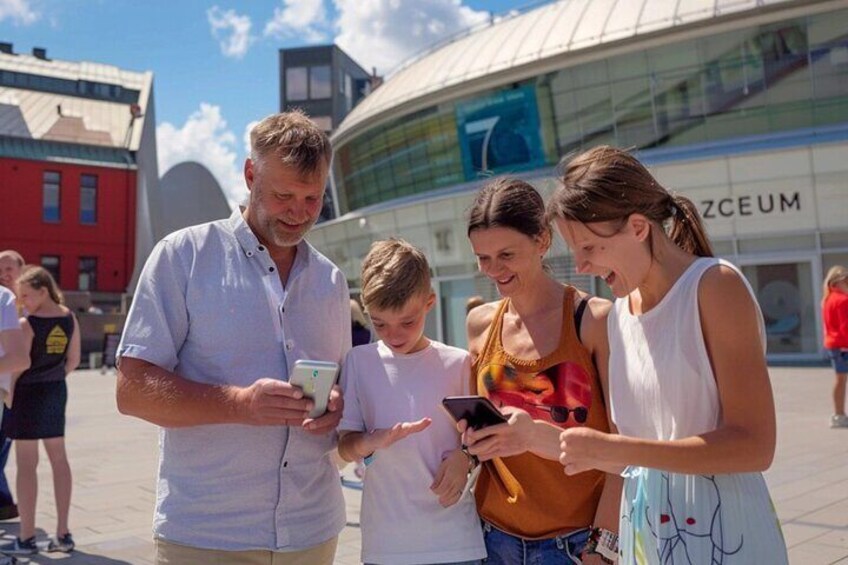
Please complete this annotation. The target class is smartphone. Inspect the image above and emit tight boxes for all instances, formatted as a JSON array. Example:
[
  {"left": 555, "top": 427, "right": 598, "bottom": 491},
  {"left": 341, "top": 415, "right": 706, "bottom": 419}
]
[
  {"left": 441, "top": 395, "right": 508, "bottom": 430},
  {"left": 289, "top": 360, "right": 340, "bottom": 419}
]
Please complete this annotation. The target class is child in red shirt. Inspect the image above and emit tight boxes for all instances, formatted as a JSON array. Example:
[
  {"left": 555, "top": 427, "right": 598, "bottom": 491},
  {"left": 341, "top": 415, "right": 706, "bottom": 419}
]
[{"left": 822, "top": 265, "right": 848, "bottom": 428}]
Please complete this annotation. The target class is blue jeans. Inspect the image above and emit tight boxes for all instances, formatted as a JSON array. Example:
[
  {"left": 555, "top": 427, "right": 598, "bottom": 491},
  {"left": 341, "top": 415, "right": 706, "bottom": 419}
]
[
  {"left": 366, "top": 562, "right": 481, "bottom": 565},
  {"left": 482, "top": 522, "right": 589, "bottom": 565},
  {"left": 0, "top": 408, "right": 13, "bottom": 507},
  {"left": 828, "top": 348, "right": 848, "bottom": 373}
]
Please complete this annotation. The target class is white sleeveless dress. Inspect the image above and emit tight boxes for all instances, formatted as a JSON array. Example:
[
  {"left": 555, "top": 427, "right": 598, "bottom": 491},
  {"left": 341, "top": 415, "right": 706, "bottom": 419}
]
[{"left": 608, "top": 258, "right": 788, "bottom": 564}]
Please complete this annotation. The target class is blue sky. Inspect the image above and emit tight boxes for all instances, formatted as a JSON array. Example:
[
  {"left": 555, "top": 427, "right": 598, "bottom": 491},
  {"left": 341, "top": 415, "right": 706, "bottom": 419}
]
[{"left": 0, "top": 0, "right": 532, "bottom": 205}]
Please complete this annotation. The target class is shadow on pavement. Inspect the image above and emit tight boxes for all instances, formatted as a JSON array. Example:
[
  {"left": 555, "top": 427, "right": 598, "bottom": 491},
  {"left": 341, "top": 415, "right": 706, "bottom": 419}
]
[
  {"left": 16, "top": 551, "right": 133, "bottom": 564},
  {"left": 1, "top": 526, "right": 134, "bottom": 565}
]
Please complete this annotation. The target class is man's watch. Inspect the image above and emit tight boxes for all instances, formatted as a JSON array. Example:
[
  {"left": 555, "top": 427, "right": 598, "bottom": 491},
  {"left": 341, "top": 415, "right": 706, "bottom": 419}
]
[{"left": 585, "top": 527, "right": 618, "bottom": 564}]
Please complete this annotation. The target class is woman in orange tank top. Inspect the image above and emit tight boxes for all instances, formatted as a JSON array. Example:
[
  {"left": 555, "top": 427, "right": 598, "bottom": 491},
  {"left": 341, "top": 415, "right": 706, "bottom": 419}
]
[{"left": 462, "top": 178, "right": 622, "bottom": 565}]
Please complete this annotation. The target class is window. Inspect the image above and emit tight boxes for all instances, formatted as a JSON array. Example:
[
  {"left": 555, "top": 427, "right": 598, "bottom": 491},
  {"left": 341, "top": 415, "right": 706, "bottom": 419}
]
[
  {"left": 41, "top": 256, "right": 60, "bottom": 283},
  {"left": 43, "top": 171, "right": 60, "bottom": 222},
  {"left": 312, "top": 115, "right": 333, "bottom": 131},
  {"left": 345, "top": 73, "right": 353, "bottom": 112},
  {"left": 78, "top": 257, "right": 97, "bottom": 291},
  {"left": 286, "top": 67, "right": 308, "bottom": 101},
  {"left": 310, "top": 65, "right": 332, "bottom": 99},
  {"left": 80, "top": 174, "right": 97, "bottom": 224}
]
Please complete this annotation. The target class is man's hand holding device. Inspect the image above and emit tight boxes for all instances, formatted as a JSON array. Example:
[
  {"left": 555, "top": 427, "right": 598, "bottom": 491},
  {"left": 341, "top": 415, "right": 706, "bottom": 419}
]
[
  {"left": 288, "top": 360, "right": 344, "bottom": 435},
  {"left": 236, "top": 378, "right": 313, "bottom": 426}
]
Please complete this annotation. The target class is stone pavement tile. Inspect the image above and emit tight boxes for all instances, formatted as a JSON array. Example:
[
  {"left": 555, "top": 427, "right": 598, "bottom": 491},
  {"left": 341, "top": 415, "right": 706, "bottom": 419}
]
[
  {"left": 814, "top": 530, "right": 848, "bottom": 549},
  {"left": 788, "top": 542, "right": 848, "bottom": 565},
  {"left": 777, "top": 485, "right": 848, "bottom": 513},
  {"left": 782, "top": 522, "right": 832, "bottom": 548},
  {"left": 798, "top": 500, "right": 848, "bottom": 530},
  {"left": 1, "top": 367, "right": 845, "bottom": 564}
]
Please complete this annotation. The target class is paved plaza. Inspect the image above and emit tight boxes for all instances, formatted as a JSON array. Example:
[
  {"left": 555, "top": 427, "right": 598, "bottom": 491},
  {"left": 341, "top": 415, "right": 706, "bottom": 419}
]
[{"left": 0, "top": 366, "right": 845, "bottom": 564}]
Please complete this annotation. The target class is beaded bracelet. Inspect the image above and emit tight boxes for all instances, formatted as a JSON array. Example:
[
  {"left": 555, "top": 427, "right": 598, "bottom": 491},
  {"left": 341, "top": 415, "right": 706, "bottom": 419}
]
[{"left": 585, "top": 527, "right": 618, "bottom": 564}]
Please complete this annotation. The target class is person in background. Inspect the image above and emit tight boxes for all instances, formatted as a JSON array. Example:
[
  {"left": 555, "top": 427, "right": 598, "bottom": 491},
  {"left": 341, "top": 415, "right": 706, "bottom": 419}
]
[
  {"left": 822, "top": 265, "right": 848, "bottom": 428},
  {"left": 0, "top": 249, "right": 25, "bottom": 523},
  {"left": 0, "top": 285, "right": 28, "bottom": 398},
  {"left": 463, "top": 178, "right": 620, "bottom": 565},
  {"left": 116, "top": 111, "right": 350, "bottom": 565},
  {"left": 0, "top": 284, "right": 26, "bottom": 565},
  {"left": 351, "top": 298, "right": 372, "bottom": 347},
  {"left": 550, "top": 145, "right": 788, "bottom": 563},
  {"left": 338, "top": 238, "right": 486, "bottom": 565},
  {"left": 465, "top": 295, "right": 485, "bottom": 316},
  {"left": 1, "top": 266, "right": 80, "bottom": 557},
  {"left": 0, "top": 251, "right": 24, "bottom": 299}
]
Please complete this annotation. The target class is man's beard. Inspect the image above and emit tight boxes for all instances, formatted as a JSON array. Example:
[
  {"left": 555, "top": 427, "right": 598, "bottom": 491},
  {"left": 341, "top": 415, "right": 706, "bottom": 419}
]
[{"left": 266, "top": 217, "right": 314, "bottom": 247}]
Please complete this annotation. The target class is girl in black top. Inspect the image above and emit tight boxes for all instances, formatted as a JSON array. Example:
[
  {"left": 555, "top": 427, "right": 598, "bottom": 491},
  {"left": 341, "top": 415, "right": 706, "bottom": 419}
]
[{"left": 2, "top": 266, "right": 79, "bottom": 556}]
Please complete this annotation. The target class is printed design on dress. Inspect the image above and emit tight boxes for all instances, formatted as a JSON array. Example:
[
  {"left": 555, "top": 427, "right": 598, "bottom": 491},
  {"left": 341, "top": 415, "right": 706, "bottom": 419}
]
[
  {"left": 479, "top": 362, "right": 591, "bottom": 429},
  {"left": 622, "top": 469, "right": 744, "bottom": 564},
  {"left": 46, "top": 324, "right": 68, "bottom": 355}
]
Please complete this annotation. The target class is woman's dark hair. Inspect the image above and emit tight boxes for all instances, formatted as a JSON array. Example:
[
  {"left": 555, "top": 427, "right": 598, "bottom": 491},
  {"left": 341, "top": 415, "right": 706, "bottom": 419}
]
[
  {"left": 547, "top": 146, "right": 713, "bottom": 257},
  {"left": 467, "top": 177, "right": 549, "bottom": 240}
]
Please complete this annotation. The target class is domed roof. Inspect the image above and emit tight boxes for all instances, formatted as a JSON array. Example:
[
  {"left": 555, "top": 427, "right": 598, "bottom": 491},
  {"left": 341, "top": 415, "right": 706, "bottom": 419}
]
[
  {"left": 333, "top": 0, "right": 796, "bottom": 145},
  {"left": 159, "top": 161, "right": 231, "bottom": 237}
]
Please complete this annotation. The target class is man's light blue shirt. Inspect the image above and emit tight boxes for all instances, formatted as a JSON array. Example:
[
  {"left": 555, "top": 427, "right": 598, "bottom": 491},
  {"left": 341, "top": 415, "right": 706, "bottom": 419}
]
[{"left": 118, "top": 209, "right": 351, "bottom": 551}]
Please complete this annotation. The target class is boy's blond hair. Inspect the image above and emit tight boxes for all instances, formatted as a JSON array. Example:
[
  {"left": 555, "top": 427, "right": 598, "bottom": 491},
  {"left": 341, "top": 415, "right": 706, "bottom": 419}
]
[{"left": 360, "top": 238, "right": 431, "bottom": 312}]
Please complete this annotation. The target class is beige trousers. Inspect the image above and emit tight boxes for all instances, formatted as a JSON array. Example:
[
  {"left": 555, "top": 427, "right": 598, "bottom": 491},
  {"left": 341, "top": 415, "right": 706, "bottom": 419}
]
[{"left": 155, "top": 536, "right": 338, "bottom": 565}]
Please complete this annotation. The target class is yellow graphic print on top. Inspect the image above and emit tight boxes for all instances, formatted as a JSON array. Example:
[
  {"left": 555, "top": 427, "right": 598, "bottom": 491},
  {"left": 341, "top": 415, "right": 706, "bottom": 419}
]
[{"left": 46, "top": 325, "right": 68, "bottom": 354}]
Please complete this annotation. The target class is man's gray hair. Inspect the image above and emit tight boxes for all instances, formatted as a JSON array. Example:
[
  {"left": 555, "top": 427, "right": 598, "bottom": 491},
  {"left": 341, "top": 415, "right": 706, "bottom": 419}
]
[{"left": 249, "top": 110, "right": 331, "bottom": 176}]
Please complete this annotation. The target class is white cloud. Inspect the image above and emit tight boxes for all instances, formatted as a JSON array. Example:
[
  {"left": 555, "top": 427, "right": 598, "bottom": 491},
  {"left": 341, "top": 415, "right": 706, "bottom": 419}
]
[
  {"left": 243, "top": 120, "right": 259, "bottom": 157},
  {"left": 207, "top": 6, "right": 254, "bottom": 59},
  {"left": 333, "top": 0, "right": 490, "bottom": 75},
  {"left": 157, "top": 103, "right": 245, "bottom": 209},
  {"left": 264, "top": 0, "right": 329, "bottom": 43},
  {"left": 0, "top": 0, "right": 38, "bottom": 25}
]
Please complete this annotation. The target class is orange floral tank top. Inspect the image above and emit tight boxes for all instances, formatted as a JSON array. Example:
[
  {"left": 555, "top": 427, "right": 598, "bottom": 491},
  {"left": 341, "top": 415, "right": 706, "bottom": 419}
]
[{"left": 472, "top": 286, "right": 609, "bottom": 539}]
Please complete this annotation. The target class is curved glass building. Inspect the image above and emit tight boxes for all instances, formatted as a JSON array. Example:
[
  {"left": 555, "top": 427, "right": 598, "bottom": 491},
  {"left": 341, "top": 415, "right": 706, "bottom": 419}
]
[{"left": 311, "top": 0, "right": 848, "bottom": 361}]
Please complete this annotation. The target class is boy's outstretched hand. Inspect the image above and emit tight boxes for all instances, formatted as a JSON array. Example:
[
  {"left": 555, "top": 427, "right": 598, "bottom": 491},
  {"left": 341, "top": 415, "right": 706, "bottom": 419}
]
[
  {"left": 367, "top": 418, "right": 432, "bottom": 451},
  {"left": 430, "top": 449, "right": 470, "bottom": 507}
]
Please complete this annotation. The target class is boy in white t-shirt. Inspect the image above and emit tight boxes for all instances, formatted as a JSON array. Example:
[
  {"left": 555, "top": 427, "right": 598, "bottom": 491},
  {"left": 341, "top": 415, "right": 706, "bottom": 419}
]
[{"left": 338, "top": 238, "right": 486, "bottom": 565}]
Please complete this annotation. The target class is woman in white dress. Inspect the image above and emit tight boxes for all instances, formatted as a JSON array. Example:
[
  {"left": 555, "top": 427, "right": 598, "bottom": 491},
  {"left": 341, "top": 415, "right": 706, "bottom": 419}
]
[{"left": 547, "top": 146, "right": 788, "bottom": 564}]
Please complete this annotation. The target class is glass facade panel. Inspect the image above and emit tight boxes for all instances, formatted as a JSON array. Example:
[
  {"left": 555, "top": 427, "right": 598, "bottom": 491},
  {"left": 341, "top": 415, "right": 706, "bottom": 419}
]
[
  {"left": 334, "top": 8, "right": 848, "bottom": 214},
  {"left": 455, "top": 85, "right": 546, "bottom": 179},
  {"left": 312, "top": 116, "right": 332, "bottom": 131},
  {"left": 80, "top": 174, "right": 97, "bottom": 224},
  {"left": 440, "top": 279, "right": 476, "bottom": 349},
  {"left": 43, "top": 171, "right": 60, "bottom": 223},
  {"left": 336, "top": 105, "right": 463, "bottom": 211},
  {"left": 809, "top": 10, "right": 848, "bottom": 125},
  {"left": 345, "top": 73, "right": 353, "bottom": 113},
  {"left": 310, "top": 65, "right": 331, "bottom": 99},
  {"left": 285, "top": 67, "right": 308, "bottom": 101},
  {"left": 741, "top": 262, "right": 817, "bottom": 355}
]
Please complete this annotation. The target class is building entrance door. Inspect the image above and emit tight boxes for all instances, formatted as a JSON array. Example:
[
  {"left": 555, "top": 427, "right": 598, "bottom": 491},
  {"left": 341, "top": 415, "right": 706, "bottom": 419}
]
[{"left": 739, "top": 259, "right": 819, "bottom": 360}]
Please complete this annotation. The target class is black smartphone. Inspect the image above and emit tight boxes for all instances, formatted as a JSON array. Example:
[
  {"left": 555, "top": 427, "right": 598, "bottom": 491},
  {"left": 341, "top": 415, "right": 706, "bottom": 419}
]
[{"left": 441, "top": 395, "right": 508, "bottom": 430}]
